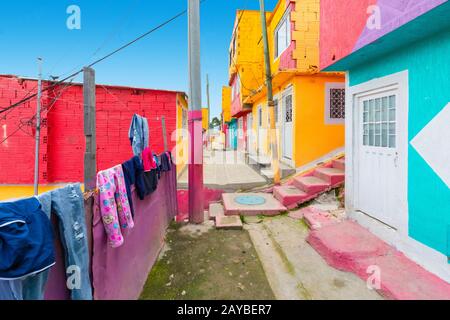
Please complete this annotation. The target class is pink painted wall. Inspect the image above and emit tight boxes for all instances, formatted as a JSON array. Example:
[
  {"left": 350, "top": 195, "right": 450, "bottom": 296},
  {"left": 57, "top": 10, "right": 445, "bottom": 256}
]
[
  {"left": 44, "top": 169, "right": 178, "bottom": 300},
  {"left": 319, "top": 0, "right": 448, "bottom": 69},
  {"left": 176, "top": 188, "right": 224, "bottom": 222},
  {"left": 279, "top": 1, "right": 297, "bottom": 70}
]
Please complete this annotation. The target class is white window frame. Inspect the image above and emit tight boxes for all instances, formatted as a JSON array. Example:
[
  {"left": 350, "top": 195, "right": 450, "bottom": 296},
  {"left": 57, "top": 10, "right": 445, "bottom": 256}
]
[
  {"left": 274, "top": 8, "right": 292, "bottom": 59},
  {"left": 325, "top": 83, "right": 346, "bottom": 125}
]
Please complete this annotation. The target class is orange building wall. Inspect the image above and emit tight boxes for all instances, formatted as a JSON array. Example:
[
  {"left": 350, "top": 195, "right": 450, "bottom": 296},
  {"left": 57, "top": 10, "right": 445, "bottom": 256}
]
[{"left": 293, "top": 74, "right": 345, "bottom": 167}]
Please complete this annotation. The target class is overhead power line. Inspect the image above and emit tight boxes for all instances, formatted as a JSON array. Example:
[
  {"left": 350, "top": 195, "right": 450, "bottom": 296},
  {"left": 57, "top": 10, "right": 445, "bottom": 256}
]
[{"left": 1, "top": 1, "right": 208, "bottom": 116}]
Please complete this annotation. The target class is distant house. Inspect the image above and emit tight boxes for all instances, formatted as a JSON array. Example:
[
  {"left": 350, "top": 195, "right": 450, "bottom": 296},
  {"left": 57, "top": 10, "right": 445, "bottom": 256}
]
[
  {"left": 222, "top": 1, "right": 345, "bottom": 178},
  {"left": 320, "top": 0, "right": 450, "bottom": 282},
  {"left": 0, "top": 74, "right": 188, "bottom": 198}
]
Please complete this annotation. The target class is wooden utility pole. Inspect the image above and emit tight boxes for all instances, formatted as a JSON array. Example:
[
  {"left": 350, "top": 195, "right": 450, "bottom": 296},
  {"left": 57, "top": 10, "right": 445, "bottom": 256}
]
[
  {"left": 33, "top": 58, "right": 43, "bottom": 196},
  {"left": 83, "top": 67, "right": 96, "bottom": 191},
  {"left": 161, "top": 116, "right": 168, "bottom": 151},
  {"left": 188, "top": 0, "right": 204, "bottom": 224},
  {"left": 259, "top": 0, "right": 280, "bottom": 184}
]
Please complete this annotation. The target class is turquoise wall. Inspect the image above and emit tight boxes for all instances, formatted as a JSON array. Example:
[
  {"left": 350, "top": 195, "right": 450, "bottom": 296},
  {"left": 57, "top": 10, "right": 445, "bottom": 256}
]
[
  {"left": 349, "top": 28, "right": 450, "bottom": 256},
  {"left": 228, "top": 119, "right": 238, "bottom": 150}
]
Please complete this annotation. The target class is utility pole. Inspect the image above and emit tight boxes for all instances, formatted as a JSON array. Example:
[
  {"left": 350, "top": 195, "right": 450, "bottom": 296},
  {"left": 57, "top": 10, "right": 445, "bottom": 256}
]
[
  {"left": 188, "top": 0, "right": 204, "bottom": 224},
  {"left": 259, "top": 0, "right": 280, "bottom": 184},
  {"left": 161, "top": 116, "right": 168, "bottom": 151},
  {"left": 33, "top": 58, "right": 43, "bottom": 195},
  {"left": 83, "top": 67, "right": 96, "bottom": 191},
  {"left": 206, "top": 74, "right": 211, "bottom": 149}
]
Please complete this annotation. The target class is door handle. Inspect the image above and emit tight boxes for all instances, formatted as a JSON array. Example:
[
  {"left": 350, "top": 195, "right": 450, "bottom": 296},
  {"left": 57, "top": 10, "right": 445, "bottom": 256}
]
[{"left": 394, "top": 152, "right": 399, "bottom": 167}]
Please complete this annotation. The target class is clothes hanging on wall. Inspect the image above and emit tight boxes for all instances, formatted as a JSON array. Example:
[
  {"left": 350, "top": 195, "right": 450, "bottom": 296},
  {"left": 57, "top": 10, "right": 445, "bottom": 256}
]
[
  {"left": 122, "top": 156, "right": 146, "bottom": 213},
  {"left": 160, "top": 151, "right": 173, "bottom": 172},
  {"left": 142, "top": 170, "right": 159, "bottom": 196},
  {"left": 142, "top": 147, "right": 157, "bottom": 171},
  {"left": 97, "top": 165, "right": 134, "bottom": 248},
  {"left": 0, "top": 197, "right": 55, "bottom": 280},
  {"left": 22, "top": 184, "right": 93, "bottom": 300},
  {"left": 128, "top": 114, "right": 149, "bottom": 157}
]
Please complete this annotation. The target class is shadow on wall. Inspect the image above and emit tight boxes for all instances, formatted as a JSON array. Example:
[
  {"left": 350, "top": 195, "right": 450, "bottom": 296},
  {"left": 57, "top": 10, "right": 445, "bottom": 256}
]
[{"left": 44, "top": 169, "right": 178, "bottom": 300}]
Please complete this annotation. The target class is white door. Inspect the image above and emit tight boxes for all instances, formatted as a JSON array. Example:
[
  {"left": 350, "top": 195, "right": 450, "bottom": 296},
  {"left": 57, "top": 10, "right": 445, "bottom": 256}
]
[
  {"left": 356, "top": 91, "right": 402, "bottom": 228},
  {"left": 257, "top": 105, "right": 265, "bottom": 155},
  {"left": 282, "top": 88, "right": 293, "bottom": 160},
  {"left": 247, "top": 113, "right": 255, "bottom": 155}
]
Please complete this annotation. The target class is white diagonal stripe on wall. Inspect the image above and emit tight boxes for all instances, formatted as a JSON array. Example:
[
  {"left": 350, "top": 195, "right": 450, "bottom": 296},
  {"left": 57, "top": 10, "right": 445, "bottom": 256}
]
[{"left": 410, "top": 103, "right": 450, "bottom": 188}]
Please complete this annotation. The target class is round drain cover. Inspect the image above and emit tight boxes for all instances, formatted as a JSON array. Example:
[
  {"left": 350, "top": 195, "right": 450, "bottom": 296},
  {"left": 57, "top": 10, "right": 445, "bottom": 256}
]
[{"left": 234, "top": 195, "right": 266, "bottom": 206}]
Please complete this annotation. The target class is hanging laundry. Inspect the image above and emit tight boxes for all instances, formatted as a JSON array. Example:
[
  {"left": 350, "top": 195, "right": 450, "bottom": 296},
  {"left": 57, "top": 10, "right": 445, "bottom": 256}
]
[
  {"left": 142, "top": 147, "right": 157, "bottom": 171},
  {"left": 0, "top": 197, "right": 55, "bottom": 281},
  {"left": 22, "top": 184, "right": 93, "bottom": 300},
  {"left": 128, "top": 114, "right": 149, "bottom": 157},
  {"left": 0, "top": 280, "right": 22, "bottom": 300},
  {"left": 160, "top": 151, "right": 173, "bottom": 172},
  {"left": 122, "top": 156, "right": 146, "bottom": 215},
  {"left": 142, "top": 170, "right": 159, "bottom": 196},
  {"left": 97, "top": 165, "right": 134, "bottom": 248}
]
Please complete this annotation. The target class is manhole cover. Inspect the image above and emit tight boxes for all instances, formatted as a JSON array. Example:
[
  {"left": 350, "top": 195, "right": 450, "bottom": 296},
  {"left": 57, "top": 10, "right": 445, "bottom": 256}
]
[{"left": 234, "top": 195, "right": 266, "bottom": 206}]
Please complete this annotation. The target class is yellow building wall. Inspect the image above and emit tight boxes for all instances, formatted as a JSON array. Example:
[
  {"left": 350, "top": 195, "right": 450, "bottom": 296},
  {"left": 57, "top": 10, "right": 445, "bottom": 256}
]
[
  {"left": 202, "top": 108, "right": 209, "bottom": 131},
  {"left": 293, "top": 75, "right": 345, "bottom": 167},
  {"left": 291, "top": 0, "right": 320, "bottom": 71},
  {"left": 0, "top": 184, "right": 80, "bottom": 201},
  {"left": 222, "top": 86, "right": 232, "bottom": 123},
  {"left": 228, "top": 10, "right": 265, "bottom": 101},
  {"left": 267, "top": 0, "right": 320, "bottom": 74},
  {"left": 176, "top": 93, "right": 189, "bottom": 177}
]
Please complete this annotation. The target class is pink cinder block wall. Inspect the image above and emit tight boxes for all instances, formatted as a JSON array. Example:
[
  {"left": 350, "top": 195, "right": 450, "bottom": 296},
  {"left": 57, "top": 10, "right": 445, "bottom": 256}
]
[
  {"left": 44, "top": 169, "right": 178, "bottom": 300},
  {"left": 0, "top": 75, "right": 179, "bottom": 184}
]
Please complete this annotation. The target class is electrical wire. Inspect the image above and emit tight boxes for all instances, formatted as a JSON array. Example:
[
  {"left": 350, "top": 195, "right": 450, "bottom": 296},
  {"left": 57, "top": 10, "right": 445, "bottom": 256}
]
[{"left": 0, "top": 0, "right": 208, "bottom": 116}]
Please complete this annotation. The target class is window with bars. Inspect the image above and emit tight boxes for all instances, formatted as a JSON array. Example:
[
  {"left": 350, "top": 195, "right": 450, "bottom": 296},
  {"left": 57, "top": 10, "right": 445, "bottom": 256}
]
[
  {"left": 325, "top": 83, "right": 345, "bottom": 124},
  {"left": 362, "top": 95, "right": 396, "bottom": 148},
  {"left": 330, "top": 89, "right": 345, "bottom": 119},
  {"left": 284, "top": 95, "right": 293, "bottom": 123}
]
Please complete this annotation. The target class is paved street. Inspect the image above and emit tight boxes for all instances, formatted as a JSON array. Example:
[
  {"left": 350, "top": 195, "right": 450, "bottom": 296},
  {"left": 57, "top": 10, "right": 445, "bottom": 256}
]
[{"left": 177, "top": 150, "right": 267, "bottom": 191}]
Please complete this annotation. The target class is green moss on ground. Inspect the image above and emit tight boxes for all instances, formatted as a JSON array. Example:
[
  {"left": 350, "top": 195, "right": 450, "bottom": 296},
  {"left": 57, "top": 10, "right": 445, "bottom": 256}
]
[{"left": 139, "top": 223, "right": 275, "bottom": 300}]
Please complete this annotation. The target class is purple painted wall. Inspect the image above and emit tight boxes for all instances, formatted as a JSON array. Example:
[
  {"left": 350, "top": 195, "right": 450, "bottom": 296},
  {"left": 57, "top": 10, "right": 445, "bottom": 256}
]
[
  {"left": 320, "top": 0, "right": 449, "bottom": 69},
  {"left": 354, "top": 0, "right": 448, "bottom": 51},
  {"left": 44, "top": 169, "right": 178, "bottom": 300}
]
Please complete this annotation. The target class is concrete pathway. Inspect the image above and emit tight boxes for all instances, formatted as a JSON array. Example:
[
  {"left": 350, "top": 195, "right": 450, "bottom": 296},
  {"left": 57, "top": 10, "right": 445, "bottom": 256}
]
[
  {"left": 177, "top": 150, "right": 267, "bottom": 191},
  {"left": 245, "top": 216, "right": 383, "bottom": 300}
]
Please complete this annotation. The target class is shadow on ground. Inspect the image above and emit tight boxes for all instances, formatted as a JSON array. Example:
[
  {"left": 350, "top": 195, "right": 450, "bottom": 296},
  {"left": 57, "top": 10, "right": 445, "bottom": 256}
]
[{"left": 140, "top": 221, "right": 275, "bottom": 300}]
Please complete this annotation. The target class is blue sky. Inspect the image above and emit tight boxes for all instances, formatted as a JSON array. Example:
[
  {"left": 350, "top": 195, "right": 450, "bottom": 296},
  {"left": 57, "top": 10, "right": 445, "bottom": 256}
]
[{"left": 0, "top": 0, "right": 277, "bottom": 119}]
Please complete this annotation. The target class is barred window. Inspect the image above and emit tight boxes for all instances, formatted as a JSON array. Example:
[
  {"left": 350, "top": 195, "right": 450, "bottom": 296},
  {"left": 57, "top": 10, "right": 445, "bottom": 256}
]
[
  {"left": 325, "top": 83, "right": 345, "bottom": 124},
  {"left": 330, "top": 89, "right": 345, "bottom": 119}
]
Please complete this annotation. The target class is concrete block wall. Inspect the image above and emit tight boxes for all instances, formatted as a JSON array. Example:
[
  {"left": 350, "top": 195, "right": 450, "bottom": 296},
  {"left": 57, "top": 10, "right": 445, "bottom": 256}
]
[
  {"left": 291, "top": 0, "right": 320, "bottom": 71},
  {"left": 0, "top": 75, "right": 180, "bottom": 185}
]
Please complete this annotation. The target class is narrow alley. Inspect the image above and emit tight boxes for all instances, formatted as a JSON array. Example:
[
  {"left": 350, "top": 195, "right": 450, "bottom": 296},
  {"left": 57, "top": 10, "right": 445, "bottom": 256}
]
[{"left": 0, "top": 0, "right": 449, "bottom": 307}]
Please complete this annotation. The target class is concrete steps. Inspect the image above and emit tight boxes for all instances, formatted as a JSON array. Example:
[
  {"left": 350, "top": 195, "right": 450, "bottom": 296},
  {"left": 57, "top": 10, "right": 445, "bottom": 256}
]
[
  {"left": 293, "top": 176, "right": 330, "bottom": 194},
  {"left": 313, "top": 167, "right": 345, "bottom": 185},
  {"left": 273, "top": 185, "right": 309, "bottom": 209},
  {"left": 209, "top": 202, "right": 243, "bottom": 229},
  {"left": 221, "top": 157, "right": 345, "bottom": 218},
  {"left": 332, "top": 158, "right": 345, "bottom": 171},
  {"left": 222, "top": 193, "right": 287, "bottom": 216},
  {"left": 274, "top": 157, "right": 346, "bottom": 208}
]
